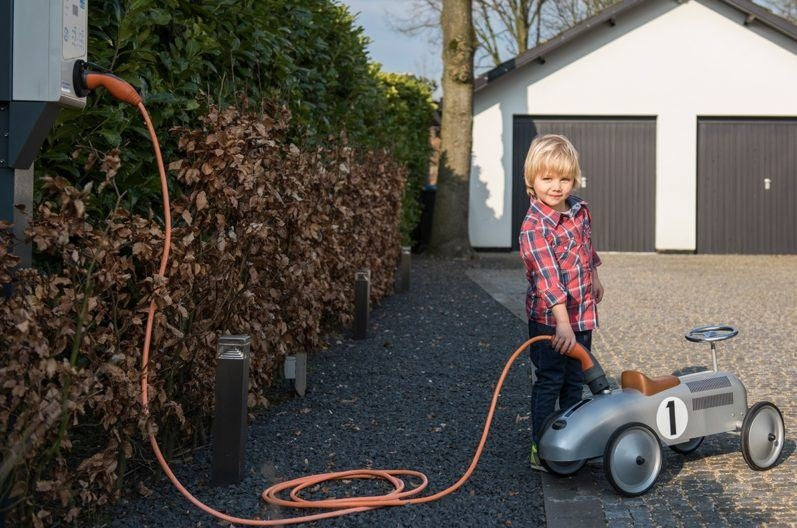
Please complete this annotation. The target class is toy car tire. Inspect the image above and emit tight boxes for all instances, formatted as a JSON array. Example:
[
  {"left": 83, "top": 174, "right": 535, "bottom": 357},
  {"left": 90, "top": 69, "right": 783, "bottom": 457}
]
[
  {"left": 669, "top": 436, "right": 704, "bottom": 455},
  {"left": 604, "top": 422, "right": 664, "bottom": 497},
  {"left": 539, "top": 410, "right": 587, "bottom": 477},
  {"left": 741, "top": 401, "right": 785, "bottom": 471},
  {"left": 542, "top": 457, "right": 587, "bottom": 477}
]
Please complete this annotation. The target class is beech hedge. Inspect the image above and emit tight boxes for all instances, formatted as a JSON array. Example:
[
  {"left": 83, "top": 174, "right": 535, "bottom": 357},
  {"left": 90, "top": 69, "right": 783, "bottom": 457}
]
[{"left": 1, "top": 104, "right": 405, "bottom": 526}]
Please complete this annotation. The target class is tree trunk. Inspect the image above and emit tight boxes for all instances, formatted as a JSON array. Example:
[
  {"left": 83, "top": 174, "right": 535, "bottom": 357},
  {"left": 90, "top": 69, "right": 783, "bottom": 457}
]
[{"left": 429, "top": 0, "right": 475, "bottom": 258}]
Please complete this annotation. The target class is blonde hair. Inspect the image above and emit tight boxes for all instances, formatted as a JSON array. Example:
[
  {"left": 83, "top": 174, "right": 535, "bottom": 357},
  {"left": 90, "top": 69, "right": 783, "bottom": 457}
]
[{"left": 523, "top": 134, "right": 582, "bottom": 197}]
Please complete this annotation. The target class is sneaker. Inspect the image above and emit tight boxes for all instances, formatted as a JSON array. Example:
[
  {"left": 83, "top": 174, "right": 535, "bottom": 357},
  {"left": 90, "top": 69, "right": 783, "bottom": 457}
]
[{"left": 529, "top": 442, "right": 548, "bottom": 472}]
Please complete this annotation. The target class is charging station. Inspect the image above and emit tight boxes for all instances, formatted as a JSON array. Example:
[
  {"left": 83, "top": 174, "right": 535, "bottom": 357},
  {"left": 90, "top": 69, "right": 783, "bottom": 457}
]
[{"left": 0, "top": 0, "right": 87, "bottom": 270}]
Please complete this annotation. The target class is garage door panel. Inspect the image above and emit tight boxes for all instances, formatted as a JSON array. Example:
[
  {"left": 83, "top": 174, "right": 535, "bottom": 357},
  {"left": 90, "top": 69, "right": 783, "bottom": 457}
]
[
  {"left": 512, "top": 117, "right": 656, "bottom": 252},
  {"left": 697, "top": 119, "right": 797, "bottom": 254}
]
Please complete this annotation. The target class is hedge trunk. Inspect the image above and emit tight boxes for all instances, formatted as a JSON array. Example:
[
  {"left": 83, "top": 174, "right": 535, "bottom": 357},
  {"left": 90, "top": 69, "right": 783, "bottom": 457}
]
[{"left": 429, "top": 0, "right": 475, "bottom": 258}]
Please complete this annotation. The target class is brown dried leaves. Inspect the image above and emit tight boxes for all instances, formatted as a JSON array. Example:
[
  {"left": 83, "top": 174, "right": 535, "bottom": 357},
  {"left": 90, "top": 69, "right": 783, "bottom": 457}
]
[{"left": 0, "top": 104, "right": 405, "bottom": 525}]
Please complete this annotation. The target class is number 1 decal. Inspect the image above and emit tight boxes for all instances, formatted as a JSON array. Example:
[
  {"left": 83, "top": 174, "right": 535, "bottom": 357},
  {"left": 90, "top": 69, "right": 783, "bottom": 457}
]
[
  {"left": 666, "top": 399, "right": 676, "bottom": 436},
  {"left": 657, "top": 397, "right": 688, "bottom": 439}
]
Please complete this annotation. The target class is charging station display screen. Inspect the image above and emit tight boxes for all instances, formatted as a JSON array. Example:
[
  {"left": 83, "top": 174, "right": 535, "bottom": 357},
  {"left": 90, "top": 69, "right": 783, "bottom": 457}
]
[{"left": 62, "top": 0, "right": 87, "bottom": 60}]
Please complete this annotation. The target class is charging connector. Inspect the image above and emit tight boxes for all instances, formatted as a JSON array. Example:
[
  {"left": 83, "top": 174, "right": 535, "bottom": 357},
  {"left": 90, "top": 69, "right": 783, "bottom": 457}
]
[{"left": 73, "top": 60, "right": 141, "bottom": 106}]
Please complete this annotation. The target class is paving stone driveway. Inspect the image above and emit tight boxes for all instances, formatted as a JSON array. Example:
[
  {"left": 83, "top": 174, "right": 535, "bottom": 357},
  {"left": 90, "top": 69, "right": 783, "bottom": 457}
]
[{"left": 469, "top": 253, "right": 797, "bottom": 528}]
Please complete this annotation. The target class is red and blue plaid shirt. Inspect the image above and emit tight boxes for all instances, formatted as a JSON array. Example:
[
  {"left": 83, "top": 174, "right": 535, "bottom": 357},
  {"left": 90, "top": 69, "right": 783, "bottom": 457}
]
[{"left": 519, "top": 196, "right": 601, "bottom": 331}]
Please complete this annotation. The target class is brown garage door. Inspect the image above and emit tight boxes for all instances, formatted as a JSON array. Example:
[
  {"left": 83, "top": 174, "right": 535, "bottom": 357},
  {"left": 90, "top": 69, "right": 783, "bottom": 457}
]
[
  {"left": 697, "top": 118, "right": 797, "bottom": 254},
  {"left": 512, "top": 116, "right": 656, "bottom": 252}
]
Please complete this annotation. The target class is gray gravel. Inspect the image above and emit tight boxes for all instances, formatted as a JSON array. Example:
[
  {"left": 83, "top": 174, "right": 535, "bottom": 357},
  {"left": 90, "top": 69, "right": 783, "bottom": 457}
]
[{"left": 100, "top": 257, "right": 545, "bottom": 528}]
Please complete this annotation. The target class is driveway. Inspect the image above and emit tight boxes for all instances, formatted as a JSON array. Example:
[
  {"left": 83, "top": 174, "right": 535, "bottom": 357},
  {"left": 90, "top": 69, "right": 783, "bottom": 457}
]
[{"left": 468, "top": 252, "right": 797, "bottom": 527}]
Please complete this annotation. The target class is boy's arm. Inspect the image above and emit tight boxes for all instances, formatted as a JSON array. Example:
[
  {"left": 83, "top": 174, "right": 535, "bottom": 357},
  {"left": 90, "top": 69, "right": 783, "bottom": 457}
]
[
  {"left": 519, "top": 227, "right": 567, "bottom": 309},
  {"left": 592, "top": 249, "right": 602, "bottom": 267},
  {"left": 585, "top": 206, "right": 604, "bottom": 303},
  {"left": 550, "top": 304, "right": 577, "bottom": 354},
  {"left": 592, "top": 266, "right": 604, "bottom": 303},
  {"left": 519, "top": 227, "right": 576, "bottom": 352}
]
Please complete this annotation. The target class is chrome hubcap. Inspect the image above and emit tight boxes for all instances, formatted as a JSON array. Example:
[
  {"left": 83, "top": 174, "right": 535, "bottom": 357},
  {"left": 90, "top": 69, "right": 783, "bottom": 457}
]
[
  {"left": 610, "top": 426, "right": 662, "bottom": 494},
  {"left": 748, "top": 406, "right": 784, "bottom": 468}
]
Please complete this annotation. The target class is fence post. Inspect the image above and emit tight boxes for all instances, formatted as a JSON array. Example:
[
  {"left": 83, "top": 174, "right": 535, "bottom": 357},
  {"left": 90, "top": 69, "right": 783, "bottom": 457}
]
[
  {"left": 211, "top": 335, "right": 250, "bottom": 486},
  {"left": 397, "top": 246, "right": 411, "bottom": 293},
  {"left": 353, "top": 268, "right": 370, "bottom": 340}
]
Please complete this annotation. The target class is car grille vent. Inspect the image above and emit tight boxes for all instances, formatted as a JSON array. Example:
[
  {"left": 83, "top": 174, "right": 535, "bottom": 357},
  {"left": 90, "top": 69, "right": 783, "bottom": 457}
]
[
  {"left": 686, "top": 376, "right": 731, "bottom": 393},
  {"left": 693, "top": 392, "right": 733, "bottom": 411}
]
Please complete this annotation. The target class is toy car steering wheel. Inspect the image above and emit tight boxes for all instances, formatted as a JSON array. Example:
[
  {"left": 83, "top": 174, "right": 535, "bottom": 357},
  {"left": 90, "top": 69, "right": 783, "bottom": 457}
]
[{"left": 684, "top": 325, "right": 738, "bottom": 343}]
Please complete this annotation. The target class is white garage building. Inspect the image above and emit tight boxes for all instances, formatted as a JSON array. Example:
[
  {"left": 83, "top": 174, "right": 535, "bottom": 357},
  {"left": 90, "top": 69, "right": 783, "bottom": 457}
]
[{"left": 470, "top": 0, "right": 797, "bottom": 253}]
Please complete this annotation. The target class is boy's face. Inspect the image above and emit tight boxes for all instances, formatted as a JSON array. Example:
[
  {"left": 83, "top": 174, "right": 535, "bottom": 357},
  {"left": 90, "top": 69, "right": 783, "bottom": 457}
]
[{"left": 532, "top": 171, "right": 574, "bottom": 212}]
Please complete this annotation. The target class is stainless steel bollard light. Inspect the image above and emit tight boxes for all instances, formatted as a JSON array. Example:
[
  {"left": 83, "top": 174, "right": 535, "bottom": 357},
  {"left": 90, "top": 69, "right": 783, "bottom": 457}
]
[
  {"left": 353, "top": 268, "right": 370, "bottom": 340},
  {"left": 283, "top": 352, "right": 307, "bottom": 396},
  {"left": 294, "top": 351, "right": 307, "bottom": 396},
  {"left": 397, "top": 246, "right": 411, "bottom": 293},
  {"left": 211, "top": 335, "right": 250, "bottom": 486}
]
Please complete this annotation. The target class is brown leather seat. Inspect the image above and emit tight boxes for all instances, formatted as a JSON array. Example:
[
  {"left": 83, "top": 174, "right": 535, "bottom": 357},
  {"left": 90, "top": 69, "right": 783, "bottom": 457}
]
[{"left": 621, "top": 370, "right": 680, "bottom": 396}]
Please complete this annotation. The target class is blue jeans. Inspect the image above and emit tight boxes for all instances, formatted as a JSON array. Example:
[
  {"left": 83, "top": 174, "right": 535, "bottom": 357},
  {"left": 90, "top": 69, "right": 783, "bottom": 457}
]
[{"left": 528, "top": 320, "right": 592, "bottom": 443}]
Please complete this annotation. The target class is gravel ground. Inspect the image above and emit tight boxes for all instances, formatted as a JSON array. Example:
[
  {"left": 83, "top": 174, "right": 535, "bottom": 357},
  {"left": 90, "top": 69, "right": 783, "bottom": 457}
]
[{"left": 100, "top": 257, "right": 545, "bottom": 528}]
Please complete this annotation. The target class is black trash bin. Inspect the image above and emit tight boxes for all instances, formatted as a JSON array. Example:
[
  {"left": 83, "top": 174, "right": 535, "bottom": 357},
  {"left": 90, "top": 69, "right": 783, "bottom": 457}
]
[{"left": 412, "top": 184, "right": 436, "bottom": 253}]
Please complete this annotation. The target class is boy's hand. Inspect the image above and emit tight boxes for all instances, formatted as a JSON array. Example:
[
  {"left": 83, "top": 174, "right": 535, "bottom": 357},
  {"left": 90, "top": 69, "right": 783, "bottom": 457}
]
[
  {"left": 593, "top": 270, "right": 604, "bottom": 303},
  {"left": 552, "top": 322, "right": 576, "bottom": 355}
]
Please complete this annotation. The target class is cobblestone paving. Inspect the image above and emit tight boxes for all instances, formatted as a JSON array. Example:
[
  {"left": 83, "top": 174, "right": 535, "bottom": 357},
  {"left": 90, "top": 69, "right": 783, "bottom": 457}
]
[{"left": 470, "top": 253, "right": 797, "bottom": 528}]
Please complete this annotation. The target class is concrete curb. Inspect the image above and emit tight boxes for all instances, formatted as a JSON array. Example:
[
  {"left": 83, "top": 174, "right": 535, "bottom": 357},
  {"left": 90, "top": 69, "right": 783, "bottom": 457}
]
[{"left": 466, "top": 269, "right": 608, "bottom": 528}]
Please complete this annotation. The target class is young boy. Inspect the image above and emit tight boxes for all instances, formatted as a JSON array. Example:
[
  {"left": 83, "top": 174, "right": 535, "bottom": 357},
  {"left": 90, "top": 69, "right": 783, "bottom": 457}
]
[{"left": 518, "top": 134, "right": 604, "bottom": 471}]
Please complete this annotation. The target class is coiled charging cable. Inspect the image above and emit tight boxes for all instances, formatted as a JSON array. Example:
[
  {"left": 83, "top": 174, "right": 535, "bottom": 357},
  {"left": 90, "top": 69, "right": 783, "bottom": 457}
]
[{"left": 81, "top": 69, "right": 581, "bottom": 525}]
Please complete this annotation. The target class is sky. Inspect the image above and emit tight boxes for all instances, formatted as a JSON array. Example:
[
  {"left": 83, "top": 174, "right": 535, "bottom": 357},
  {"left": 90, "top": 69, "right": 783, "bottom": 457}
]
[{"left": 339, "top": 1, "right": 443, "bottom": 87}]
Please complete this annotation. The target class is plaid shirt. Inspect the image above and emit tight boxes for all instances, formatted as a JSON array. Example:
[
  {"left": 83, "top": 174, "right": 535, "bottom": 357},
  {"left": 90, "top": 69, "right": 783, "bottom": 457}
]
[{"left": 519, "top": 196, "right": 601, "bottom": 331}]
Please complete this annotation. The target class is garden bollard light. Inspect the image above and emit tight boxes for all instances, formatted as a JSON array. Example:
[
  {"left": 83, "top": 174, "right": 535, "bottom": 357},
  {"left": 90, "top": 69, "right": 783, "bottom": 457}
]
[
  {"left": 211, "top": 335, "right": 250, "bottom": 486},
  {"left": 283, "top": 352, "right": 307, "bottom": 396},
  {"left": 397, "top": 246, "right": 411, "bottom": 293},
  {"left": 353, "top": 268, "right": 370, "bottom": 340},
  {"left": 294, "top": 351, "right": 307, "bottom": 396}
]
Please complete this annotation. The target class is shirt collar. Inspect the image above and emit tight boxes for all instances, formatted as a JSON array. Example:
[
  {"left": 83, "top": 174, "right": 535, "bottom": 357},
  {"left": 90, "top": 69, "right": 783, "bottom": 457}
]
[{"left": 529, "top": 195, "right": 586, "bottom": 227}]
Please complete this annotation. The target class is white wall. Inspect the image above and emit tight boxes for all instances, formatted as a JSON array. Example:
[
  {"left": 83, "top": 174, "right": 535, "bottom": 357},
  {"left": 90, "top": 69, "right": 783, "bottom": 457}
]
[{"left": 470, "top": 0, "right": 797, "bottom": 250}]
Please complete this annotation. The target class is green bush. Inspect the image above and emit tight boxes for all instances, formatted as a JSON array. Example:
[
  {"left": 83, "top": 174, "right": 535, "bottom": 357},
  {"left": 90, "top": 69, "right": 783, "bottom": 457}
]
[
  {"left": 375, "top": 72, "right": 437, "bottom": 243},
  {"left": 37, "top": 0, "right": 436, "bottom": 242}
]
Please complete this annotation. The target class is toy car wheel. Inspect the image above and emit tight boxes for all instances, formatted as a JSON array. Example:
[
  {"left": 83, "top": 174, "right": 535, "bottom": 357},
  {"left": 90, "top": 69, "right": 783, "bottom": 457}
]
[
  {"left": 669, "top": 436, "right": 704, "bottom": 455},
  {"left": 741, "top": 401, "right": 785, "bottom": 471},
  {"left": 542, "top": 457, "right": 588, "bottom": 476},
  {"left": 604, "top": 423, "right": 664, "bottom": 497}
]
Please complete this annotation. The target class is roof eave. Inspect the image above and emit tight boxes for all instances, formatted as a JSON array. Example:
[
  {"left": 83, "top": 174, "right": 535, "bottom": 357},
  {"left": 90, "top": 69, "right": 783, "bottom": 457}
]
[{"left": 474, "top": 0, "right": 797, "bottom": 93}]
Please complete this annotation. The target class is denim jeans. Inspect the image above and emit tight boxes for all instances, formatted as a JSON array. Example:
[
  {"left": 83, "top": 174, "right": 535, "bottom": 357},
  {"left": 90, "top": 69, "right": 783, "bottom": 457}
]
[{"left": 528, "top": 320, "right": 592, "bottom": 443}]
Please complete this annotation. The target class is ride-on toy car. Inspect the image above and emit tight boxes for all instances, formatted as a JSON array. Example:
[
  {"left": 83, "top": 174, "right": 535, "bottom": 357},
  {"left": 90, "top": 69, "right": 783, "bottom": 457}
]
[{"left": 538, "top": 325, "right": 786, "bottom": 496}]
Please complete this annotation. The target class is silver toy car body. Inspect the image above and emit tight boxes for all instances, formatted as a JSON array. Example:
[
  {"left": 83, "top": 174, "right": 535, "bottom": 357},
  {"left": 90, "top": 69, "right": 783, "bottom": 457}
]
[{"left": 537, "top": 325, "right": 785, "bottom": 496}]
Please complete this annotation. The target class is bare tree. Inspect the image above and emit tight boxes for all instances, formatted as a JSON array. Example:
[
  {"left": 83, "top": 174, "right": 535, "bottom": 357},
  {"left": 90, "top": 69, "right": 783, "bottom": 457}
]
[
  {"left": 546, "top": 0, "right": 618, "bottom": 33},
  {"left": 473, "top": 0, "right": 541, "bottom": 66},
  {"left": 428, "top": 0, "right": 475, "bottom": 257},
  {"left": 761, "top": 0, "right": 797, "bottom": 21},
  {"left": 392, "top": 0, "right": 621, "bottom": 71},
  {"left": 392, "top": 0, "right": 544, "bottom": 70}
]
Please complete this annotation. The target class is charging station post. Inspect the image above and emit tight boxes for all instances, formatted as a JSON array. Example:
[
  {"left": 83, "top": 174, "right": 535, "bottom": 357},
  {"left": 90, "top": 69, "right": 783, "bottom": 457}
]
[{"left": 0, "top": 0, "right": 87, "bottom": 289}]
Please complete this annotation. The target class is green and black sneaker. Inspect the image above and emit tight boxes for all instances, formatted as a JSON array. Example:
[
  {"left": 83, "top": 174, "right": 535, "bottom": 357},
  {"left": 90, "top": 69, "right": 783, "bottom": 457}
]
[{"left": 529, "top": 442, "right": 547, "bottom": 472}]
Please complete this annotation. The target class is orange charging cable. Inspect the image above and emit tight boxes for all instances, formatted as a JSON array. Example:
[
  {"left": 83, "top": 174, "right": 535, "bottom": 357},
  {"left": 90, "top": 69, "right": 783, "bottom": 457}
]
[{"left": 85, "top": 72, "right": 577, "bottom": 525}]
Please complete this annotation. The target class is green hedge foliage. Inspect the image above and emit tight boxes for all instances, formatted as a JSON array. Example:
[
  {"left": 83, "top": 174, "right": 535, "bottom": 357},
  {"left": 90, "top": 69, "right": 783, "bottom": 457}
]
[{"left": 37, "top": 0, "right": 436, "bottom": 242}]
